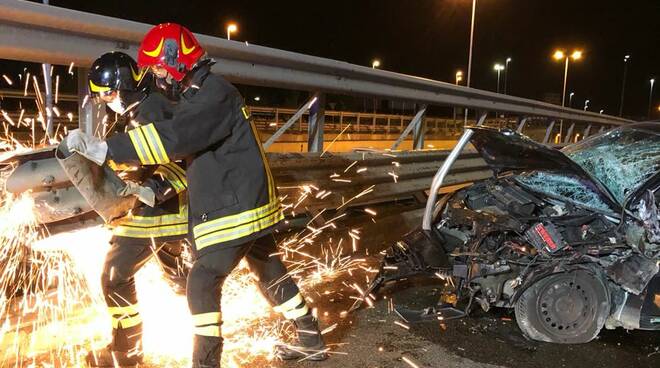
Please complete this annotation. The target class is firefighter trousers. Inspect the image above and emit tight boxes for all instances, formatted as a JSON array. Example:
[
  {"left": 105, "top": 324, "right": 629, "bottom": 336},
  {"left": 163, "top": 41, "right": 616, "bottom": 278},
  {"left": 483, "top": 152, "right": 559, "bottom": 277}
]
[
  {"left": 187, "top": 233, "right": 309, "bottom": 367},
  {"left": 100, "top": 237, "right": 188, "bottom": 352}
]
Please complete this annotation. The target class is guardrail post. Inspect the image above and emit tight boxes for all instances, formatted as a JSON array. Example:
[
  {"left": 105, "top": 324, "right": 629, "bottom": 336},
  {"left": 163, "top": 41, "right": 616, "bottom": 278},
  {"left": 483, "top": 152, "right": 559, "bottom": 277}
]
[
  {"left": 307, "top": 93, "right": 326, "bottom": 152},
  {"left": 412, "top": 110, "right": 427, "bottom": 150},
  {"left": 542, "top": 120, "right": 556, "bottom": 144},
  {"left": 264, "top": 92, "right": 319, "bottom": 150},
  {"left": 563, "top": 123, "right": 575, "bottom": 144},
  {"left": 391, "top": 105, "right": 427, "bottom": 150},
  {"left": 516, "top": 117, "right": 528, "bottom": 133},
  {"left": 77, "top": 67, "right": 105, "bottom": 136}
]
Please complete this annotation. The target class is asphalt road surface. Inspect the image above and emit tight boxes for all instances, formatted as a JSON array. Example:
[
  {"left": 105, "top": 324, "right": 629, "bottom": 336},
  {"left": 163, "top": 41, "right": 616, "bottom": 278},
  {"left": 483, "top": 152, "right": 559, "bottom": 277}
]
[{"left": 284, "top": 207, "right": 660, "bottom": 368}]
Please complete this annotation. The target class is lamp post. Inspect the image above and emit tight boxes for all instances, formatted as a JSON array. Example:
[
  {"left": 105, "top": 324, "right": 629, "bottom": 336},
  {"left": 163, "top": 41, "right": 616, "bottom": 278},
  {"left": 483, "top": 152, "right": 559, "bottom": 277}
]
[
  {"left": 493, "top": 63, "right": 504, "bottom": 93},
  {"left": 584, "top": 99, "right": 590, "bottom": 111},
  {"left": 553, "top": 49, "right": 583, "bottom": 107},
  {"left": 463, "top": 0, "right": 477, "bottom": 125},
  {"left": 504, "top": 57, "right": 512, "bottom": 95},
  {"left": 569, "top": 92, "right": 575, "bottom": 108},
  {"left": 371, "top": 59, "right": 381, "bottom": 69},
  {"left": 226, "top": 23, "right": 237, "bottom": 40},
  {"left": 618, "top": 55, "right": 630, "bottom": 116},
  {"left": 649, "top": 78, "right": 656, "bottom": 120},
  {"left": 454, "top": 70, "right": 464, "bottom": 123}
]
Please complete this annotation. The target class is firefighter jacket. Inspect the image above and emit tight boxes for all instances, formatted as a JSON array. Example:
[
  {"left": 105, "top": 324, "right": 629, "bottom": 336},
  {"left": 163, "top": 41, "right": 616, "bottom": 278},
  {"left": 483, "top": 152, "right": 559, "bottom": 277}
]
[
  {"left": 106, "top": 64, "right": 282, "bottom": 256},
  {"left": 110, "top": 92, "right": 189, "bottom": 241}
]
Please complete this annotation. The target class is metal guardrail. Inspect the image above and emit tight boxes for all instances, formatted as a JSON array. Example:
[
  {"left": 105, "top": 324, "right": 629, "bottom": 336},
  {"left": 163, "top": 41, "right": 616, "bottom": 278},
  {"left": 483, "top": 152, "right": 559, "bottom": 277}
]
[
  {"left": 0, "top": 0, "right": 634, "bottom": 130},
  {"left": 269, "top": 150, "right": 491, "bottom": 212}
]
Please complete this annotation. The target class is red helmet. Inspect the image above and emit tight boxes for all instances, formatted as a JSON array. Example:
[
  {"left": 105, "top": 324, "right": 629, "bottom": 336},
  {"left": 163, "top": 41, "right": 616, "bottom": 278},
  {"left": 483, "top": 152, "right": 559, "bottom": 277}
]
[{"left": 137, "top": 23, "right": 205, "bottom": 82}]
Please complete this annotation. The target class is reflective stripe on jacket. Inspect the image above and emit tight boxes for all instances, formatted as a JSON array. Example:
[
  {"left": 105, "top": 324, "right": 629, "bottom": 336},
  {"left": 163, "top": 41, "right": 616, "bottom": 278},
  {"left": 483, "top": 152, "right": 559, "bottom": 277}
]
[{"left": 107, "top": 64, "right": 282, "bottom": 255}]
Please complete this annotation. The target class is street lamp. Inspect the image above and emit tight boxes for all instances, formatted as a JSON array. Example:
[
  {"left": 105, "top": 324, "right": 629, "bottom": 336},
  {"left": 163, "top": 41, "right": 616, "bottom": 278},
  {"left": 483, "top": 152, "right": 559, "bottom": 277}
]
[
  {"left": 599, "top": 109, "right": 604, "bottom": 114},
  {"left": 504, "top": 57, "right": 512, "bottom": 95},
  {"left": 569, "top": 92, "right": 575, "bottom": 108},
  {"left": 493, "top": 63, "right": 504, "bottom": 93},
  {"left": 455, "top": 70, "right": 464, "bottom": 85},
  {"left": 226, "top": 23, "right": 237, "bottom": 40},
  {"left": 584, "top": 99, "right": 590, "bottom": 111},
  {"left": 619, "top": 55, "right": 631, "bottom": 116},
  {"left": 371, "top": 59, "right": 381, "bottom": 69},
  {"left": 649, "top": 78, "right": 656, "bottom": 119},
  {"left": 463, "top": 0, "right": 477, "bottom": 125},
  {"left": 553, "top": 49, "right": 583, "bottom": 107}
]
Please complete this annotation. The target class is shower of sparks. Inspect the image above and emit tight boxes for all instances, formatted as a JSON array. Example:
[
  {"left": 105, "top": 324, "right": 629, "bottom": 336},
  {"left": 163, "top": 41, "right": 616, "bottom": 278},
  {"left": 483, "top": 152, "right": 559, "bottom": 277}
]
[
  {"left": 0, "top": 68, "right": 390, "bottom": 365},
  {"left": 0, "top": 167, "right": 372, "bottom": 367}
]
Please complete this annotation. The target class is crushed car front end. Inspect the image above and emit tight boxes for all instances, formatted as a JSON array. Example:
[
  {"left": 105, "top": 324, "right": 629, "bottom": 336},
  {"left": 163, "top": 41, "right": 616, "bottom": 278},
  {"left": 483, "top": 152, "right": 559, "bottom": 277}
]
[{"left": 370, "top": 124, "right": 660, "bottom": 344}]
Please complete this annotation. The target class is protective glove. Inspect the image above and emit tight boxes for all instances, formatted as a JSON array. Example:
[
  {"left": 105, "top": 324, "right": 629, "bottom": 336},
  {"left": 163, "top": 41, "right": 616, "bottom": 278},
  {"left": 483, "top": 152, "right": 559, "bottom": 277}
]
[
  {"left": 66, "top": 129, "right": 108, "bottom": 166},
  {"left": 117, "top": 181, "right": 156, "bottom": 207}
]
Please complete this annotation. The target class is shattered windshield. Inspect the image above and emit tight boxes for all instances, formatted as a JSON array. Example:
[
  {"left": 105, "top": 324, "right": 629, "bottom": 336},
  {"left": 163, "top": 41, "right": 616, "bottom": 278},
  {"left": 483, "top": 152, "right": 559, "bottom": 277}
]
[
  {"left": 561, "top": 125, "right": 660, "bottom": 203},
  {"left": 515, "top": 171, "right": 612, "bottom": 212}
]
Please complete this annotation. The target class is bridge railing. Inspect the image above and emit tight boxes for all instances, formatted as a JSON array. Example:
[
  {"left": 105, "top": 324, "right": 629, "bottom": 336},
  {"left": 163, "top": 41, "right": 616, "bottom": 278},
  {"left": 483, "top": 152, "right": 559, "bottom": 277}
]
[{"left": 0, "top": 0, "right": 635, "bottom": 153}]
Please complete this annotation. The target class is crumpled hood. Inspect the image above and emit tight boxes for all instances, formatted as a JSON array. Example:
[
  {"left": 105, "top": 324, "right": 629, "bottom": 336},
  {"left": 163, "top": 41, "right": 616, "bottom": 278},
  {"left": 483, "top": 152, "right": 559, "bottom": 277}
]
[{"left": 468, "top": 127, "right": 621, "bottom": 211}]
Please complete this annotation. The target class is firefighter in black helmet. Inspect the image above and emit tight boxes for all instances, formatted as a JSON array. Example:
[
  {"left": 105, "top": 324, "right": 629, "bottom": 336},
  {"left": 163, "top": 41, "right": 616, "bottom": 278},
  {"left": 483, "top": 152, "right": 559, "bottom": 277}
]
[
  {"left": 66, "top": 25, "right": 327, "bottom": 367},
  {"left": 80, "top": 51, "right": 190, "bottom": 367}
]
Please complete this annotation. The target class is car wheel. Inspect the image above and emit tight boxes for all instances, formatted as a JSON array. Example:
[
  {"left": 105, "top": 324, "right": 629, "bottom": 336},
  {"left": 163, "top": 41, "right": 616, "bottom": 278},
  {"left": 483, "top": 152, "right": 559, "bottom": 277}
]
[{"left": 515, "top": 270, "right": 610, "bottom": 344}]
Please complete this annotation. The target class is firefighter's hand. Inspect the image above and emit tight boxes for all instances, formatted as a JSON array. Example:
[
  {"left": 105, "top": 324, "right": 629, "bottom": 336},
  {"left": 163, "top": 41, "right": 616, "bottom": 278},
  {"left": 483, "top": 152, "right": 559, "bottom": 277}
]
[
  {"left": 118, "top": 181, "right": 156, "bottom": 207},
  {"left": 66, "top": 129, "right": 108, "bottom": 166}
]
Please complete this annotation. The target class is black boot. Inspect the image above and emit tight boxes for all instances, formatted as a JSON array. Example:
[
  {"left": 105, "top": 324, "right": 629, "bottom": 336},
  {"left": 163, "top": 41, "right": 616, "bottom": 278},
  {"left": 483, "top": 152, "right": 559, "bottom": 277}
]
[
  {"left": 276, "top": 314, "right": 328, "bottom": 361},
  {"left": 87, "top": 324, "right": 143, "bottom": 367},
  {"left": 192, "top": 335, "right": 222, "bottom": 368},
  {"left": 86, "top": 345, "right": 143, "bottom": 367}
]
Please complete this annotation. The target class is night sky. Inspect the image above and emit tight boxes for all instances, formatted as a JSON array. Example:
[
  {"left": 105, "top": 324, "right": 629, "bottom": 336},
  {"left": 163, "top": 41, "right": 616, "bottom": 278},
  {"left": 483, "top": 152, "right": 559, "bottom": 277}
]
[{"left": 22, "top": 0, "right": 660, "bottom": 118}]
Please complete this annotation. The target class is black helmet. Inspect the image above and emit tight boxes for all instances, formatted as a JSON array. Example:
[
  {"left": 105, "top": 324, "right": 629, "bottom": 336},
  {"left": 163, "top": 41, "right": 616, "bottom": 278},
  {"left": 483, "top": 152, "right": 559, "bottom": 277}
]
[{"left": 88, "top": 52, "right": 143, "bottom": 97}]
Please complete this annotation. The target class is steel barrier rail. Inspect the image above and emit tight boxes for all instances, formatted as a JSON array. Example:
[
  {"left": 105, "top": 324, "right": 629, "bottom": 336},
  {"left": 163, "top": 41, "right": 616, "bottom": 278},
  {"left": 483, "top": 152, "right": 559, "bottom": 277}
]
[
  {"left": 268, "top": 150, "right": 491, "bottom": 212},
  {"left": 0, "top": 0, "right": 634, "bottom": 127}
]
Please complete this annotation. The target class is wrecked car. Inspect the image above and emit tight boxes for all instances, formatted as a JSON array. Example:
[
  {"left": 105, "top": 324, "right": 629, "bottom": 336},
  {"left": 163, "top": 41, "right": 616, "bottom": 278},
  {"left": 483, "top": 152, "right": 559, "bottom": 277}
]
[{"left": 370, "top": 123, "right": 660, "bottom": 344}]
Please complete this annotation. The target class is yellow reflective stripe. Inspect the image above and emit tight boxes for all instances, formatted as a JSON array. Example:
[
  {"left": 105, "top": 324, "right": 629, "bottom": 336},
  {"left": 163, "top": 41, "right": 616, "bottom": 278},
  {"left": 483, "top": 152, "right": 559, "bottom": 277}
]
[
  {"left": 142, "top": 124, "right": 170, "bottom": 164},
  {"left": 195, "top": 208, "right": 283, "bottom": 250},
  {"left": 193, "top": 198, "right": 280, "bottom": 239},
  {"left": 128, "top": 128, "right": 156, "bottom": 165},
  {"left": 155, "top": 167, "right": 185, "bottom": 193},
  {"left": 283, "top": 305, "right": 309, "bottom": 320},
  {"left": 273, "top": 293, "right": 304, "bottom": 313},
  {"left": 112, "top": 314, "right": 142, "bottom": 329},
  {"left": 156, "top": 163, "right": 187, "bottom": 193},
  {"left": 194, "top": 325, "right": 221, "bottom": 337},
  {"left": 112, "top": 223, "right": 188, "bottom": 238},
  {"left": 166, "top": 162, "right": 186, "bottom": 178},
  {"left": 192, "top": 312, "right": 221, "bottom": 327},
  {"left": 108, "top": 304, "right": 140, "bottom": 316},
  {"left": 114, "top": 200, "right": 187, "bottom": 227},
  {"left": 112, "top": 199, "right": 188, "bottom": 237},
  {"left": 248, "top": 120, "right": 276, "bottom": 202}
]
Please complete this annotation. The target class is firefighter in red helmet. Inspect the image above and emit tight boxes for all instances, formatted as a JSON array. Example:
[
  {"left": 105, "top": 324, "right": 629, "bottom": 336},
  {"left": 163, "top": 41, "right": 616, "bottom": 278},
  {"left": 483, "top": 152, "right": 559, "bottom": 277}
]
[{"left": 67, "top": 23, "right": 327, "bottom": 366}]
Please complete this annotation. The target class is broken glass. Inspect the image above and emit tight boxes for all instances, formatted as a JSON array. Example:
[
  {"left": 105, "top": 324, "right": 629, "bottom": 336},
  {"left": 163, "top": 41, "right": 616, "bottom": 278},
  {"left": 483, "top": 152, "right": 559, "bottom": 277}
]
[
  {"left": 562, "top": 126, "right": 660, "bottom": 203},
  {"left": 515, "top": 171, "right": 611, "bottom": 211}
]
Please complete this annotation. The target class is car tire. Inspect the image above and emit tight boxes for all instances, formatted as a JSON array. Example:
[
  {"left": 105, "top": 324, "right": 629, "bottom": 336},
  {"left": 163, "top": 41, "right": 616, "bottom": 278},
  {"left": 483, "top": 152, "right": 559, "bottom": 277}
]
[{"left": 515, "top": 270, "right": 610, "bottom": 344}]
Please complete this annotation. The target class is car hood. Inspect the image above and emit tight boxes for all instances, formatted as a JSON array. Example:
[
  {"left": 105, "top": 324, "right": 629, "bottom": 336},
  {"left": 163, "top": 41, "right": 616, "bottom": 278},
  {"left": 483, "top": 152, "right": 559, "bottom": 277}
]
[{"left": 468, "top": 127, "right": 621, "bottom": 211}]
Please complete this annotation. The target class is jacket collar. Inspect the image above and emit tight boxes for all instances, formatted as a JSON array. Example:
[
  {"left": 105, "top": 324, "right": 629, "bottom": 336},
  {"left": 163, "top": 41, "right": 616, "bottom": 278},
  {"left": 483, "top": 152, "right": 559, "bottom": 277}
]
[{"left": 181, "top": 60, "right": 215, "bottom": 100}]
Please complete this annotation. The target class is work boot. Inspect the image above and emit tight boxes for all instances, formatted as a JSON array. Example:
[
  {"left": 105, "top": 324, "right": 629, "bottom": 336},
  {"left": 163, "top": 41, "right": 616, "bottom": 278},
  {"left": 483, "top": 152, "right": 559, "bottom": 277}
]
[
  {"left": 86, "top": 345, "right": 143, "bottom": 367},
  {"left": 192, "top": 335, "right": 222, "bottom": 368},
  {"left": 276, "top": 314, "right": 328, "bottom": 361}
]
